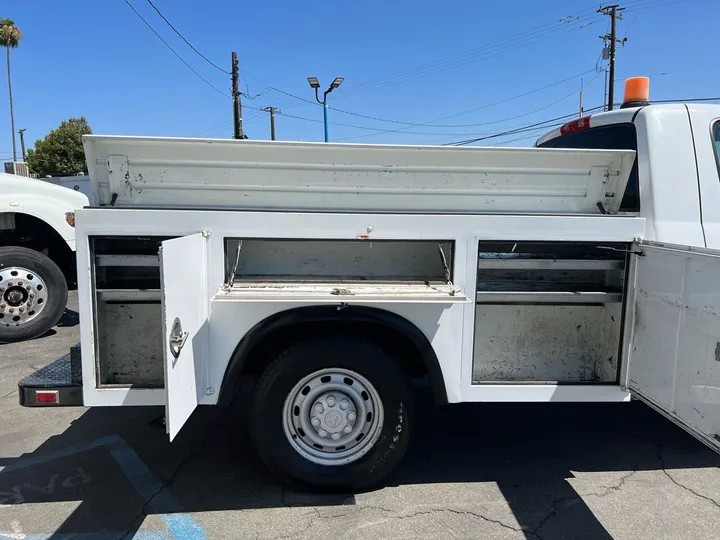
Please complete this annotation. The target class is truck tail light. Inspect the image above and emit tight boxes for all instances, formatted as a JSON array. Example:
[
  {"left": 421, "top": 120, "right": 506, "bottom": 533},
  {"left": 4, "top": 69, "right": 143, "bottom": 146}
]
[
  {"left": 36, "top": 391, "right": 59, "bottom": 404},
  {"left": 559, "top": 116, "right": 592, "bottom": 136},
  {"left": 622, "top": 76, "right": 650, "bottom": 108}
]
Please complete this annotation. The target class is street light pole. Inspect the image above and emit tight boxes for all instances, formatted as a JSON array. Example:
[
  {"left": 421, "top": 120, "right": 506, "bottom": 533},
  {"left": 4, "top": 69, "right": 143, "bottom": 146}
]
[
  {"left": 307, "top": 76, "right": 344, "bottom": 142},
  {"left": 323, "top": 102, "right": 329, "bottom": 142}
]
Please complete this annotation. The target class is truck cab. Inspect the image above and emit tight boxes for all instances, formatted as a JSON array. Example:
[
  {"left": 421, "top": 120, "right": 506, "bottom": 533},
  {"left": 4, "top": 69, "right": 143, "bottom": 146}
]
[
  {"left": 0, "top": 172, "right": 89, "bottom": 342},
  {"left": 536, "top": 78, "right": 720, "bottom": 249}
]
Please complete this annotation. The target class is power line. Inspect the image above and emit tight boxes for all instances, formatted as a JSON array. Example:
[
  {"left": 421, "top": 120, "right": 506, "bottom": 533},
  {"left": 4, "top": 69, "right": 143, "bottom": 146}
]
[
  {"left": 336, "top": 69, "right": 600, "bottom": 141},
  {"left": 145, "top": 0, "right": 230, "bottom": 74},
  {"left": 334, "top": 8, "right": 605, "bottom": 98},
  {"left": 445, "top": 105, "right": 608, "bottom": 147},
  {"left": 443, "top": 90, "right": 720, "bottom": 147},
  {"left": 122, "top": 0, "right": 229, "bottom": 98}
]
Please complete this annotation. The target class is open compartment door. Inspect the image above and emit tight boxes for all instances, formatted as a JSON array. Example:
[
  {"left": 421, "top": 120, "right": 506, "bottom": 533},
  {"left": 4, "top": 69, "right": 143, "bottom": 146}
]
[
  {"left": 160, "top": 233, "right": 210, "bottom": 440},
  {"left": 625, "top": 241, "right": 720, "bottom": 453}
]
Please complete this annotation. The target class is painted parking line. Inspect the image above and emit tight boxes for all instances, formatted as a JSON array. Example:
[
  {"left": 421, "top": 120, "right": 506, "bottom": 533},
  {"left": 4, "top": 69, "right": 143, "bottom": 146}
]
[
  {"left": 0, "top": 435, "right": 206, "bottom": 540},
  {"left": 0, "top": 533, "right": 173, "bottom": 540}
]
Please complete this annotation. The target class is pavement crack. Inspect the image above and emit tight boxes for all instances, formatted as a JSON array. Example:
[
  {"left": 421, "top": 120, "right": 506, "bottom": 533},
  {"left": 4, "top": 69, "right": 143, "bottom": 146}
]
[
  {"left": 621, "top": 429, "right": 720, "bottom": 509},
  {"left": 116, "top": 450, "right": 198, "bottom": 540},
  {"left": 661, "top": 469, "right": 720, "bottom": 509},
  {"left": 528, "top": 494, "right": 580, "bottom": 540},
  {"left": 339, "top": 505, "right": 532, "bottom": 537},
  {"left": 583, "top": 470, "right": 638, "bottom": 498}
]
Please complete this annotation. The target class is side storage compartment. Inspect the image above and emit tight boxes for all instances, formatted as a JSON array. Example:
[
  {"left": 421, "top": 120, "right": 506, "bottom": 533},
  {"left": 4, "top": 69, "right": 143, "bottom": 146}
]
[
  {"left": 91, "top": 237, "right": 169, "bottom": 388},
  {"left": 473, "top": 241, "right": 628, "bottom": 384},
  {"left": 217, "top": 238, "right": 467, "bottom": 303}
]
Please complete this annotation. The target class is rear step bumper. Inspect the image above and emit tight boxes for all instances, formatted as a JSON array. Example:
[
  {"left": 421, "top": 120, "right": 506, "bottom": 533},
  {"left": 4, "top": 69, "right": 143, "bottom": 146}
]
[{"left": 19, "top": 344, "right": 84, "bottom": 407}]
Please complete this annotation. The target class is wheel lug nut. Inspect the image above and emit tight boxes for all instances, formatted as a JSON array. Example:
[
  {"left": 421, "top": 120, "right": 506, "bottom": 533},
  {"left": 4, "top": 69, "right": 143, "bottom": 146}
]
[
  {"left": 343, "top": 425, "right": 352, "bottom": 433},
  {"left": 318, "top": 429, "right": 328, "bottom": 438},
  {"left": 18, "top": 308, "right": 23, "bottom": 313},
  {"left": 314, "top": 404, "right": 324, "bottom": 414},
  {"left": 26, "top": 286, "right": 31, "bottom": 291},
  {"left": 17, "top": 281, "right": 23, "bottom": 286},
  {"left": 347, "top": 412, "right": 356, "bottom": 422},
  {"left": 340, "top": 400, "right": 349, "bottom": 410},
  {"left": 331, "top": 432, "right": 340, "bottom": 440},
  {"left": 311, "top": 417, "right": 321, "bottom": 427},
  {"left": 7, "top": 282, "right": 13, "bottom": 287},
  {"left": 326, "top": 396, "right": 336, "bottom": 407},
  {"left": 8, "top": 308, "right": 14, "bottom": 313}
]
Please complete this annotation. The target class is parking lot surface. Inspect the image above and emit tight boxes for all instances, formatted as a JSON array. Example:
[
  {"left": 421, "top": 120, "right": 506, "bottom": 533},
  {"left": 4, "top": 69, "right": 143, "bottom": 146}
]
[{"left": 0, "top": 292, "right": 719, "bottom": 539}]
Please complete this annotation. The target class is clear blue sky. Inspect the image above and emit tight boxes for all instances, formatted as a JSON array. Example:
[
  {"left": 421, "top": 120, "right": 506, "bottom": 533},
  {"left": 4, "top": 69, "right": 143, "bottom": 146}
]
[{"left": 1, "top": 0, "right": 718, "bottom": 159}]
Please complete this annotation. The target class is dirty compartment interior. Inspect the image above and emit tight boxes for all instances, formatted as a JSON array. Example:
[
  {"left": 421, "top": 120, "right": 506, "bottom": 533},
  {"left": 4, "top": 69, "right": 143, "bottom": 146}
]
[
  {"left": 473, "top": 241, "right": 628, "bottom": 384},
  {"left": 91, "top": 236, "right": 168, "bottom": 388}
]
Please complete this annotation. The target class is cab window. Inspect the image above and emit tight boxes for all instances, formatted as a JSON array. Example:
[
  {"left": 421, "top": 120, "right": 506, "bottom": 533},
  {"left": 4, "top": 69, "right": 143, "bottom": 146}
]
[
  {"left": 712, "top": 121, "right": 720, "bottom": 173},
  {"left": 538, "top": 123, "right": 640, "bottom": 212}
]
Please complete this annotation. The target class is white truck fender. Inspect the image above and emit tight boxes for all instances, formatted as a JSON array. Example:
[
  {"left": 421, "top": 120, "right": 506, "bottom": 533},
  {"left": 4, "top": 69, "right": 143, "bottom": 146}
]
[{"left": 0, "top": 172, "right": 89, "bottom": 251}]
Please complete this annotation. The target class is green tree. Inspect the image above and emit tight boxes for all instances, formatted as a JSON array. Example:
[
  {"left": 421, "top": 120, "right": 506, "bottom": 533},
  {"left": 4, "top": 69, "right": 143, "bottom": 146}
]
[
  {"left": 0, "top": 18, "right": 22, "bottom": 162},
  {"left": 26, "top": 117, "right": 92, "bottom": 177}
]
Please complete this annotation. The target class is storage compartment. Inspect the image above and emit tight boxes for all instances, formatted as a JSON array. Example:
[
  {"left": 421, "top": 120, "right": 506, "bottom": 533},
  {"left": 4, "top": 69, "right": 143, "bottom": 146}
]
[
  {"left": 472, "top": 241, "right": 627, "bottom": 384},
  {"left": 473, "top": 304, "right": 621, "bottom": 382},
  {"left": 217, "top": 239, "right": 467, "bottom": 303},
  {"left": 225, "top": 239, "right": 454, "bottom": 281},
  {"left": 96, "top": 298, "right": 164, "bottom": 386},
  {"left": 91, "top": 236, "right": 166, "bottom": 388}
]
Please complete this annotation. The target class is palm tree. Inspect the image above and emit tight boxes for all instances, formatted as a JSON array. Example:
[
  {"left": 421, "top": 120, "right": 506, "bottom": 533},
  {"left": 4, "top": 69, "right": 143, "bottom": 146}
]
[{"left": 0, "top": 19, "right": 22, "bottom": 163}]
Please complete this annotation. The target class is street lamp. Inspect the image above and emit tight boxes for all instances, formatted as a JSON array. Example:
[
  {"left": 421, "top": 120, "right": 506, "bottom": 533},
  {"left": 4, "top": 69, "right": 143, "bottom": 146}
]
[{"left": 307, "top": 76, "right": 344, "bottom": 142}]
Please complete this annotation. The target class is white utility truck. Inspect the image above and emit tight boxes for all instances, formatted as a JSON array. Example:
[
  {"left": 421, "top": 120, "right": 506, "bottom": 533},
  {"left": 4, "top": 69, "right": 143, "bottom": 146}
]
[
  {"left": 0, "top": 172, "right": 88, "bottom": 342},
  {"left": 18, "top": 78, "right": 720, "bottom": 491}
]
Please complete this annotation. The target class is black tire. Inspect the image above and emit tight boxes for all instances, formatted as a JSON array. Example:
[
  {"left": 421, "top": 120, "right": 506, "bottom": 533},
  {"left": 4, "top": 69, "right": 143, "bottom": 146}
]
[
  {"left": 0, "top": 246, "right": 68, "bottom": 343},
  {"left": 248, "top": 336, "right": 413, "bottom": 492}
]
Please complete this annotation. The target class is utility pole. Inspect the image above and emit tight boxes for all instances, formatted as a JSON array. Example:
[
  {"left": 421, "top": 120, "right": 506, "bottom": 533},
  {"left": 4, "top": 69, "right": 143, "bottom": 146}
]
[
  {"left": 579, "top": 78, "right": 584, "bottom": 118},
  {"left": 598, "top": 4, "right": 626, "bottom": 111},
  {"left": 263, "top": 107, "right": 279, "bottom": 140},
  {"left": 231, "top": 52, "right": 246, "bottom": 139},
  {"left": 18, "top": 128, "right": 26, "bottom": 162}
]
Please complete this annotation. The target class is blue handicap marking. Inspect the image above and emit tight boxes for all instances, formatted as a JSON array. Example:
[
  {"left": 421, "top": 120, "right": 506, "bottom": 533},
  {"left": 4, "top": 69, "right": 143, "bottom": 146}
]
[{"left": 0, "top": 435, "right": 207, "bottom": 540}]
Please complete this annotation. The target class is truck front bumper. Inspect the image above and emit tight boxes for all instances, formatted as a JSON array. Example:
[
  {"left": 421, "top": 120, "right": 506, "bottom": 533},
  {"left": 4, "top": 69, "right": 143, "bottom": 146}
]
[{"left": 18, "top": 344, "right": 84, "bottom": 407}]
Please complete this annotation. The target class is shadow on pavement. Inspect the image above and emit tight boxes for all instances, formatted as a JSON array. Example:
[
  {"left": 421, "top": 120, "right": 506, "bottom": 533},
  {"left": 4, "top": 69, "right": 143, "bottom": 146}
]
[
  {"left": 0, "top": 388, "right": 718, "bottom": 539},
  {"left": 57, "top": 308, "right": 80, "bottom": 328}
]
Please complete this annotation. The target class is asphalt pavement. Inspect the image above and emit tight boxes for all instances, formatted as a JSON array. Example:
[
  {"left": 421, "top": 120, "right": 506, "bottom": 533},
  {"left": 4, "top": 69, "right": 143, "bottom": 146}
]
[{"left": 0, "top": 291, "right": 718, "bottom": 539}]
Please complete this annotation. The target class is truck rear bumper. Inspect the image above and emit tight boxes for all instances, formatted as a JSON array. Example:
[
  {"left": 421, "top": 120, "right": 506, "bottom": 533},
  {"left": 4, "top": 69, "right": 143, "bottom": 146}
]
[{"left": 19, "top": 344, "right": 84, "bottom": 407}]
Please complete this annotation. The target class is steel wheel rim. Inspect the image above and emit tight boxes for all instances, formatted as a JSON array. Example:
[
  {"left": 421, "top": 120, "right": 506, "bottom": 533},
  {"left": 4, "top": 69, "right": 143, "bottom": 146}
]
[
  {"left": 0, "top": 267, "right": 49, "bottom": 327},
  {"left": 282, "top": 367, "right": 384, "bottom": 466}
]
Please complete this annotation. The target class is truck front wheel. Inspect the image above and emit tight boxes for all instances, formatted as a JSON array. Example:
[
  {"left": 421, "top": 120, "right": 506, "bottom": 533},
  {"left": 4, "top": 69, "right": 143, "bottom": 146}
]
[
  {"left": 0, "top": 246, "right": 68, "bottom": 343},
  {"left": 248, "top": 337, "right": 413, "bottom": 492}
]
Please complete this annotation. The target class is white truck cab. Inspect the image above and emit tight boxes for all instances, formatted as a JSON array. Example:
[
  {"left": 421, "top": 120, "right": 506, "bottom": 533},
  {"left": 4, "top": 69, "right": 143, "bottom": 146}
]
[
  {"left": 536, "top": 78, "right": 720, "bottom": 249},
  {"left": 18, "top": 77, "right": 720, "bottom": 493},
  {"left": 0, "top": 172, "right": 89, "bottom": 342}
]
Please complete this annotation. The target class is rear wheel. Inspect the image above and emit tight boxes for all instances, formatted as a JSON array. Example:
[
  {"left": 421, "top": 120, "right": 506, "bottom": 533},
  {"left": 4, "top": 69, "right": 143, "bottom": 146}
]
[
  {"left": 0, "top": 246, "right": 68, "bottom": 343},
  {"left": 248, "top": 337, "right": 413, "bottom": 492}
]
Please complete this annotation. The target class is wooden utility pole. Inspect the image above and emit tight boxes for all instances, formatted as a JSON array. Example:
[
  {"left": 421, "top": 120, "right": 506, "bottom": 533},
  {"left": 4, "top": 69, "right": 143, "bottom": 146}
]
[
  {"left": 18, "top": 128, "right": 26, "bottom": 161},
  {"left": 598, "top": 4, "right": 626, "bottom": 111},
  {"left": 263, "top": 107, "right": 279, "bottom": 140},
  {"left": 231, "top": 52, "right": 245, "bottom": 139}
]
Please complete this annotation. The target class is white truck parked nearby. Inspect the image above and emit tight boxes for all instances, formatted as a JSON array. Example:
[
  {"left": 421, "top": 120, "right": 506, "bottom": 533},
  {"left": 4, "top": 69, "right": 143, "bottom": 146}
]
[
  {"left": 0, "top": 172, "right": 89, "bottom": 342},
  {"left": 18, "top": 78, "right": 720, "bottom": 492}
]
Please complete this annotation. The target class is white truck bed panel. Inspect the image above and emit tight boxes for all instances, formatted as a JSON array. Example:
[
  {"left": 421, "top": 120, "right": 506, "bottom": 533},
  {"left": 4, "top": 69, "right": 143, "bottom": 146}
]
[{"left": 83, "top": 136, "right": 635, "bottom": 214}]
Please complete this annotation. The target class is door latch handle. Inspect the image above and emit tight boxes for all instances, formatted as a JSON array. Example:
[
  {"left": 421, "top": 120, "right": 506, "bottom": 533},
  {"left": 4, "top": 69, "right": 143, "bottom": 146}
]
[{"left": 169, "top": 317, "right": 188, "bottom": 362}]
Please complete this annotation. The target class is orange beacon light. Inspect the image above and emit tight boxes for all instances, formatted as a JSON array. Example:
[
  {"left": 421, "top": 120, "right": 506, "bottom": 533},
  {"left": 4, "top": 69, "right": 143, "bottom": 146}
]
[{"left": 621, "top": 76, "right": 650, "bottom": 108}]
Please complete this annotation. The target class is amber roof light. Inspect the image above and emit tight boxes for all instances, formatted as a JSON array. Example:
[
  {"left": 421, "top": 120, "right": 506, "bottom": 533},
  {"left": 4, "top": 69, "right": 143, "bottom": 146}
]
[{"left": 621, "top": 77, "right": 650, "bottom": 108}]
